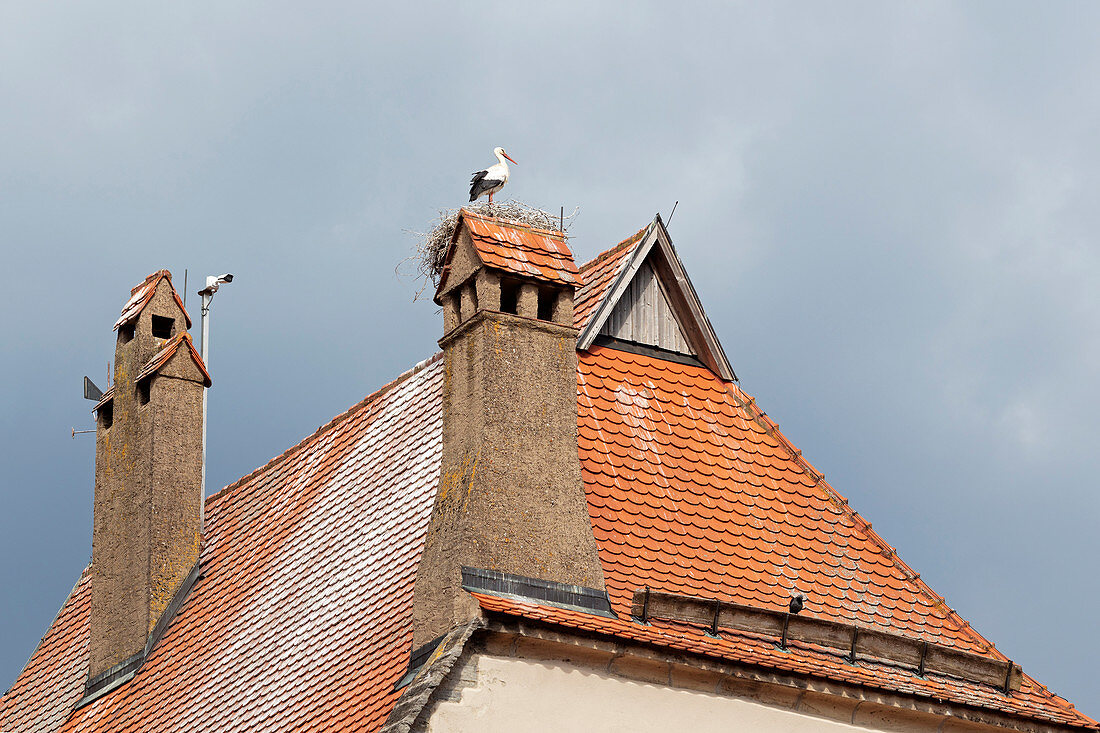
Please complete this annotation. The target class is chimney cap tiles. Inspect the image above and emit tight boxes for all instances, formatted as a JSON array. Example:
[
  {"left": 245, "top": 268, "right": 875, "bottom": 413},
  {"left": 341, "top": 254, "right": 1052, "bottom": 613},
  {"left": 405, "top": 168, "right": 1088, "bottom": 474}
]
[
  {"left": 135, "top": 332, "right": 211, "bottom": 388},
  {"left": 434, "top": 209, "right": 582, "bottom": 304},
  {"left": 115, "top": 269, "right": 192, "bottom": 331}
]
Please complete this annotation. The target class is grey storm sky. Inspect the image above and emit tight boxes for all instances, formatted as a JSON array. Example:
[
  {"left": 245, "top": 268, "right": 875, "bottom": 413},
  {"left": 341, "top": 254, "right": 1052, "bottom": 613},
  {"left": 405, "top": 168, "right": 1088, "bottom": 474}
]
[{"left": 1, "top": 1, "right": 1097, "bottom": 715}]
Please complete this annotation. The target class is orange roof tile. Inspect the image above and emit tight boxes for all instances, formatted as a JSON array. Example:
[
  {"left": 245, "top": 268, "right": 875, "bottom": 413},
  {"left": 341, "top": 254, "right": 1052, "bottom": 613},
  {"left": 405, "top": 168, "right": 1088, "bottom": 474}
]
[
  {"left": 0, "top": 571, "right": 90, "bottom": 733},
  {"left": 113, "top": 270, "right": 191, "bottom": 331},
  {"left": 3, "top": 234, "right": 1094, "bottom": 732},
  {"left": 579, "top": 344, "right": 986, "bottom": 650},
  {"left": 135, "top": 333, "right": 211, "bottom": 388},
  {"left": 574, "top": 344, "right": 1096, "bottom": 728},
  {"left": 573, "top": 225, "right": 647, "bottom": 332},
  {"left": 436, "top": 210, "right": 580, "bottom": 301}
]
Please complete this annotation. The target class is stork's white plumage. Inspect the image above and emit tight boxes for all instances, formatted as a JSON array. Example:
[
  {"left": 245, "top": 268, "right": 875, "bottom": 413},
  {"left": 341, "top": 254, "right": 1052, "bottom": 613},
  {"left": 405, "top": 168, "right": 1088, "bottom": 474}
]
[{"left": 469, "top": 147, "right": 517, "bottom": 204}]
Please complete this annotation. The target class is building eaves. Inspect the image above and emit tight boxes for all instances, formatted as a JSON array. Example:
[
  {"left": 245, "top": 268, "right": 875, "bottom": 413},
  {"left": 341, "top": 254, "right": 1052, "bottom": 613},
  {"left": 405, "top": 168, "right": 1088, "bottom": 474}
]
[
  {"left": 471, "top": 593, "right": 1099, "bottom": 731},
  {"left": 380, "top": 622, "right": 482, "bottom": 733}
]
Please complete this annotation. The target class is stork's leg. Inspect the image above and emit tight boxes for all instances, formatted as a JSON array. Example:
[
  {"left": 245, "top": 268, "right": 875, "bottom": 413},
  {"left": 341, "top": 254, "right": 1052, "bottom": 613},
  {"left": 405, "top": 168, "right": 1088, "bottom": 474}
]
[{"left": 488, "top": 192, "right": 493, "bottom": 205}]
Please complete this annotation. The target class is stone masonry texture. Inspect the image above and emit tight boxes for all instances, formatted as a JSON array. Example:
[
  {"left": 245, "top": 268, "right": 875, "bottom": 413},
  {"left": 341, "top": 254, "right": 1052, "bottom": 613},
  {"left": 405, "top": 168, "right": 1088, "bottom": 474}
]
[
  {"left": 89, "top": 278, "right": 204, "bottom": 679},
  {"left": 412, "top": 302, "right": 605, "bottom": 647}
]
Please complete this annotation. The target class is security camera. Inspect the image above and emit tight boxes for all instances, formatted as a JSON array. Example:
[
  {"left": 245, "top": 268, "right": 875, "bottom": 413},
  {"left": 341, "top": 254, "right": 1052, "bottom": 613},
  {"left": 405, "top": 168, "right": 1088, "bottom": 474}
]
[{"left": 199, "top": 273, "right": 236, "bottom": 297}]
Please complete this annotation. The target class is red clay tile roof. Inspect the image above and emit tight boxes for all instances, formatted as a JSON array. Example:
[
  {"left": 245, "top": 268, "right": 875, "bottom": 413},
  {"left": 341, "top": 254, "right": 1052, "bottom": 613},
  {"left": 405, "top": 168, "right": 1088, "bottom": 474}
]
[
  {"left": 579, "top": 344, "right": 985, "bottom": 651},
  {"left": 113, "top": 270, "right": 191, "bottom": 331},
  {"left": 0, "top": 572, "right": 90, "bottom": 733},
  {"left": 574, "top": 344, "right": 1096, "bottom": 728},
  {"left": 3, "top": 355, "right": 444, "bottom": 733},
  {"left": 573, "top": 225, "right": 647, "bottom": 332},
  {"left": 135, "top": 333, "right": 212, "bottom": 388},
  {"left": 437, "top": 210, "right": 580, "bottom": 300},
  {"left": 3, "top": 236, "right": 1095, "bottom": 732}
]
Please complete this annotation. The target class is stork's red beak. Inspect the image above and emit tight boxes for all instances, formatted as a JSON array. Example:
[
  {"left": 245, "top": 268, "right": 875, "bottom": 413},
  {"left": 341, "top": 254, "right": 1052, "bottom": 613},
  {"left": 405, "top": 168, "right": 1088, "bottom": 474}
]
[{"left": 503, "top": 152, "right": 517, "bottom": 165}]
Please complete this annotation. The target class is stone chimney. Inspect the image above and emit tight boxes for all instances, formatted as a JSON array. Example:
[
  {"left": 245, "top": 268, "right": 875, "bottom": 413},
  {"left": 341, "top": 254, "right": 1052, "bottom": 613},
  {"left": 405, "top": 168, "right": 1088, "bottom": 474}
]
[
  {"left": 88, "top": 270, "right": 210, "bottom": 684},
  {"left": 412, "top": 210, "right": 604, "bottom": 647}
]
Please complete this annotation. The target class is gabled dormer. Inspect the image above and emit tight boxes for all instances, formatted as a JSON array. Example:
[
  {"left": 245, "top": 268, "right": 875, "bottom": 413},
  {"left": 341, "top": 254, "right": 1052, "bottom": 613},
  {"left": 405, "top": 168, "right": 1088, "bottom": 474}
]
[{"left": 578, "top": 215, "right": 736, "bottom": 382}]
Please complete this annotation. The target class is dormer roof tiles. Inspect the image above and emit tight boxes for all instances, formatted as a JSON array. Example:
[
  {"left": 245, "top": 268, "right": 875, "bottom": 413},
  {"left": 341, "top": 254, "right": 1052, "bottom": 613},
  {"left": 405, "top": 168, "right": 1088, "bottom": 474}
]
[{"left": 574, "top": 225, "right": 647, "bottom": 331}]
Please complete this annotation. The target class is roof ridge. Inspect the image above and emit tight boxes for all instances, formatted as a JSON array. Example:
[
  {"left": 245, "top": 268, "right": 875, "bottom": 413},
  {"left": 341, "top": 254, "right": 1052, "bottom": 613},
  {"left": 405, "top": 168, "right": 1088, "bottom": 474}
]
[
  {"left": 458, "top": 207, "right": 566, "bottom": 240},
  {"left": 205, "top": 351, "right": 444, "bottom": 509},
  {"left": 578, "top": 225, "right": 649, "bottom": 273},
  {"left": 130, "top": 269, "right": 172, "bottom": 296},
  {"left": 723, "top": 380, "right": 1002, "bottom": 658}
]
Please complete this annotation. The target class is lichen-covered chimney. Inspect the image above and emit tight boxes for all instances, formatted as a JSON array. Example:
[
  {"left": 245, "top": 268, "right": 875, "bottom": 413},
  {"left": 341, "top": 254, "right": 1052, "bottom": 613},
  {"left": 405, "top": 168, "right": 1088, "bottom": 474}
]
[
  {"left": 412, "top": 210, "right": 604, "bottom": 647},
  {"left": 89, "top": 270, "right": 210, "bottom": 682}
]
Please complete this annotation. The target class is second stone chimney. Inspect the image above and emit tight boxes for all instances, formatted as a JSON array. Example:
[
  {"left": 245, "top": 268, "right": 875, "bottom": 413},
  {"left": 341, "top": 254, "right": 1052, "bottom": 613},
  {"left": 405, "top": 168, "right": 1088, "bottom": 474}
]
[
  {"left": 411, "top": 210, "right": 605, "bottom": 647},
  {"left": 88, "top": 270, "right": 210, "bottom": 687}
]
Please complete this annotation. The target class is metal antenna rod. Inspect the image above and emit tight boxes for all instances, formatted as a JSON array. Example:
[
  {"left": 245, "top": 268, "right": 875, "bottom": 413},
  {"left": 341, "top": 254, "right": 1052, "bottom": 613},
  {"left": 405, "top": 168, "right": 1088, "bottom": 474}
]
[{"left": 666, "top": 200, "right": 679, "bottom": 226}]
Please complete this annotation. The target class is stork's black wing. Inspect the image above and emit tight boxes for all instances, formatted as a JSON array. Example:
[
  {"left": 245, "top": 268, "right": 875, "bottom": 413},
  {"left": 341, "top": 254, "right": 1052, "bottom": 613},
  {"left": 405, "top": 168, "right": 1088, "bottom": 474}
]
[{"left": 469, "top": 170, "right": 489, "bottom": 202}]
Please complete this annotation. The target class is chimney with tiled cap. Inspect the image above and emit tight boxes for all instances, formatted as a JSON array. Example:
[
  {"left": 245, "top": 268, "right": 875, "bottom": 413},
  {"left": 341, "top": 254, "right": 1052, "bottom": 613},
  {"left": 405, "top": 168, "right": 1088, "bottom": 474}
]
[
  {"left": 88, "top": 270, "right": 210, "bottom": 687},
  {"left": 411, "top": 210, "right": 605, "bottom": 647}
]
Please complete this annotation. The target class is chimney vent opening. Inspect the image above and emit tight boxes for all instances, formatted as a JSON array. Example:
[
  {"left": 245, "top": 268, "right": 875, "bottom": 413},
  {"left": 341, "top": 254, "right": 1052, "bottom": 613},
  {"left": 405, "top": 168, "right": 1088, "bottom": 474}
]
[
  {"left": 137, "top": 380, "right": 151, "bottom": 406},
  {"left": 119, "top": 323, "right": 135, "bottom": 344},
  {"left": 151, "top": 315, "right": 174, "bottom": 339},
  {"left": 537, "top": 287, "right": 555, "bottom": 321},
  {"left": 97, "top": 403, "right": 113, "bottom": 429},
  {"left": 500, "top": 280, "right": 519, "bottom": 315}
]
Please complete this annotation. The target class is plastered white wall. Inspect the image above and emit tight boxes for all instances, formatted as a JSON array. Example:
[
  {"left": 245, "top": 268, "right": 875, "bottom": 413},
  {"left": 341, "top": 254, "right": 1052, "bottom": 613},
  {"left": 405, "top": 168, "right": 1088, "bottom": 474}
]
[{"left": 426, "top": 655, "right": 869, "bottom": 733}]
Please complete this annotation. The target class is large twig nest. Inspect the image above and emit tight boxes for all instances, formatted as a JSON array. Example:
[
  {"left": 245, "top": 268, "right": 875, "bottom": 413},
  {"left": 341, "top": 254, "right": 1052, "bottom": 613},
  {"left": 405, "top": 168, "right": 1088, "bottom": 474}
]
[{"left": 402, "top": 200, "right": 577, "bottom": 300}]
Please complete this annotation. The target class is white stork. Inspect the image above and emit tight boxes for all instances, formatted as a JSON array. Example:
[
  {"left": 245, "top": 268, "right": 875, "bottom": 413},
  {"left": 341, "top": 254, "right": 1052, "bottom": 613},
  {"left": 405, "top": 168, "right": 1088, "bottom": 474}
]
[{"left": 469, "top": 147, "right": 517, "bottom": 204}]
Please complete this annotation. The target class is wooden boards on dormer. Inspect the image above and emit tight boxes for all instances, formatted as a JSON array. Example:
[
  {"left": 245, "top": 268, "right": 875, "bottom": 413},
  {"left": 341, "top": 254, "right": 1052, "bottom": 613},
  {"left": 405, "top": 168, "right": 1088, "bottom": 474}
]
[
  {"left": 599, "top": 260, "right": 694, "bottom": 355},
  {"left": 578, "top": 215, "right": 737, "bottom": 382}
]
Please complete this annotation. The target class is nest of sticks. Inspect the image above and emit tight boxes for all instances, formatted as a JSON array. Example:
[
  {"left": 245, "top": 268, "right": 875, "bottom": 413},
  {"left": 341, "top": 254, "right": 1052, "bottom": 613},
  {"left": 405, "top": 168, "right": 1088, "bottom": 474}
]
[{"left": 403, "top": 200, "right": 577, "bottom": 299}]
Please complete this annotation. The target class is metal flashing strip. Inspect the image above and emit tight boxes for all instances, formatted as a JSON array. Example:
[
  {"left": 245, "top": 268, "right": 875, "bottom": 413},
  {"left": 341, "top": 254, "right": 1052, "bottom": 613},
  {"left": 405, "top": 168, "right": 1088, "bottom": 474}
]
[
  {"left": 75, "top": 561, "right": 204, "bottom": 708},
  {"left": 77, "top": 654, "right": 142, "bottom": 709},
  {"left": 393, "top": 634, "right": 446, "bottom": 691},
  {"left": 593, "top": 335, "right": 707, "bottom": 370},
  {"left": 461, "top": 567, "right": 616, "bottom": 618}
]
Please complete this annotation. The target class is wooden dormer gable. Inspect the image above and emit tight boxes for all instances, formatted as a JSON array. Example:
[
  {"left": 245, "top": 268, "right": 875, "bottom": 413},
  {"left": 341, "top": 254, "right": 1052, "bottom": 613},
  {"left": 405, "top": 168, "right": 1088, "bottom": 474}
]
[{"left": 578, "top": 215, "right": 736, "bottom": 382}]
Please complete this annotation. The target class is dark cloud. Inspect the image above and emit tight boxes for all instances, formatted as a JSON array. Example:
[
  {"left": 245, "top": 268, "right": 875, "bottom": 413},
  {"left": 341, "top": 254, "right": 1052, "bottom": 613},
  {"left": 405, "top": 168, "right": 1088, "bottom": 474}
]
[{"left": 2, "top": 1, "right": 1096, "bottom": 713}]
